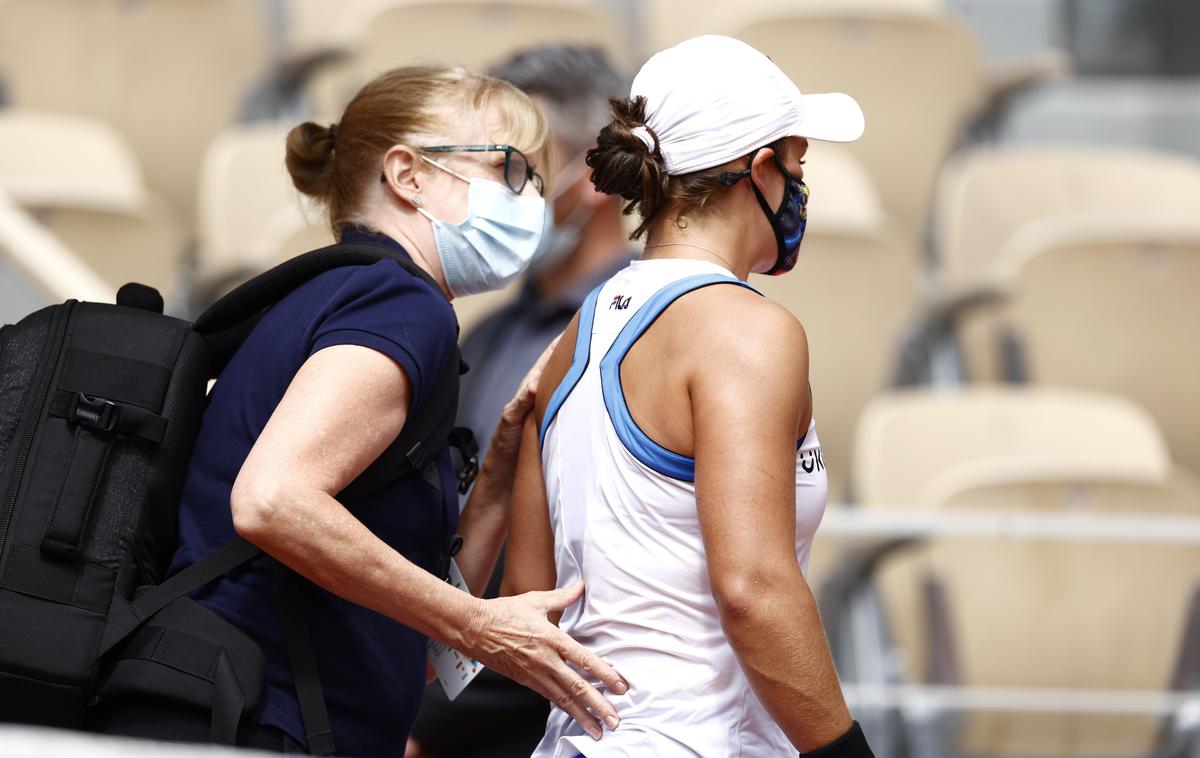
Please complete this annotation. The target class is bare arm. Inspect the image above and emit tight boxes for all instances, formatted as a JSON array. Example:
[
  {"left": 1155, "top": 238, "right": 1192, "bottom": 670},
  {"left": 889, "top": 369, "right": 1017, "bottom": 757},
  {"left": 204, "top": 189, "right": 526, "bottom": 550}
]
[
  {"left": 455, "top": 336, "right": 559, "bottom": 596},
  {"left": 501, "top": 318, "right": 577, "bottom": 601},
  {"left": 690, "top": 294, "right": 853, "bottom": 752},
  {"left": 230, "top": 344, "right": 625, "bottom": 739}
]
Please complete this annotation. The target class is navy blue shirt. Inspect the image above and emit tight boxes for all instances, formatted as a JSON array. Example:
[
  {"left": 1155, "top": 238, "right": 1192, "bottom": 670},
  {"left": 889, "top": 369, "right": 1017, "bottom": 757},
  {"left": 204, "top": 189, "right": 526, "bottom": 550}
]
[{"left": 170, "top": 230, "right": 460, "bottom": 757}]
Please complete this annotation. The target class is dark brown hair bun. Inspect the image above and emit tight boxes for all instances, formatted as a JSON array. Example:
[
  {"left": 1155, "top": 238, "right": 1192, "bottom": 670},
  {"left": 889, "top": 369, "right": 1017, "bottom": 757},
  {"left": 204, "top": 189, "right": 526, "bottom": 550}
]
[{"left": 586, "top": 96, "right": 668, "bottom": 238}]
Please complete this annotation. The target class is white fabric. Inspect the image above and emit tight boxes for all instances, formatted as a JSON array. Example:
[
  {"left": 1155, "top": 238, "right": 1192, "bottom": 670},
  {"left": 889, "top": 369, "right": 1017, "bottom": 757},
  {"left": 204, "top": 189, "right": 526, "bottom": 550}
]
[
  {"left": 533, "top": 258, "right": 830, "bottom": 758},
  {"left": 631, "top": 35, "right": 865, "bottom": 174}
]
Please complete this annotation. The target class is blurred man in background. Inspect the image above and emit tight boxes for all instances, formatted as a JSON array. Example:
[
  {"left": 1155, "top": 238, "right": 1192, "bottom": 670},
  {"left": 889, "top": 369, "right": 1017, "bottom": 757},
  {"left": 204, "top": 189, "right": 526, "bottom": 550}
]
[{"left": 407, "top": 44, "right": 633, "bottom": 758}]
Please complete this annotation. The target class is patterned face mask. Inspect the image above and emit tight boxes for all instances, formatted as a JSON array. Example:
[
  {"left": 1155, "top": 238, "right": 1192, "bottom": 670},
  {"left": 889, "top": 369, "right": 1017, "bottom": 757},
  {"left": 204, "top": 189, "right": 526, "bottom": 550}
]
[{"left": 719, "top": 150, "right": 809, "bottom": 275}]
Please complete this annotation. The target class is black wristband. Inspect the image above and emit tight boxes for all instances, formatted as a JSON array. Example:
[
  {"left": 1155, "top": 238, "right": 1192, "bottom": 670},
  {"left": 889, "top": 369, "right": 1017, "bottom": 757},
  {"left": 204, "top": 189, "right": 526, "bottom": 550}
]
[{"left": 798, "top": 721, "right": 874, "bottom": 758}]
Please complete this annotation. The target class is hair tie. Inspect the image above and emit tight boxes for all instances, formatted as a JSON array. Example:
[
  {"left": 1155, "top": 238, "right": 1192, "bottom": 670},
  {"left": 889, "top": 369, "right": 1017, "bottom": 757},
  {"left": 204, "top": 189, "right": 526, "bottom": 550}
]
[
  {"left": 631, "top": 124, "right": 660, "bottom": 155},
  {"left": 327, "top": 123, "right": 338, "bottom": 147}
]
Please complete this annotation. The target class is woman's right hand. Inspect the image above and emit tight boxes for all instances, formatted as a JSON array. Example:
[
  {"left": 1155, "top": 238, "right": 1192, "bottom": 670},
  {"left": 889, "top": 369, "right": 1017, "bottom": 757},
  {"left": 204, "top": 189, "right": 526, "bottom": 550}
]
[{"left": 461, "top": 579, "right": 627, "bottom": 741}]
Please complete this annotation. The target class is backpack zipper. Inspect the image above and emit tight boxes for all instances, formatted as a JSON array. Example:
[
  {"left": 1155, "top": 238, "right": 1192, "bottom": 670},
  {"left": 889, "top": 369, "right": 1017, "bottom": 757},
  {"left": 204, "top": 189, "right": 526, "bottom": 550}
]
[{"left": 0, "top": 301, "right": 74, "bottom": 557}]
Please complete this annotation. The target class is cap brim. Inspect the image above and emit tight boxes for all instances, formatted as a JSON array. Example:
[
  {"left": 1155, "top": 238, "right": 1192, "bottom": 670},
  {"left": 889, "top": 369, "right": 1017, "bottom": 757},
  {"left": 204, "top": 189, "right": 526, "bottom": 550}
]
[{"left": 792, "top": 92, "right": 865, "bottom": 143}]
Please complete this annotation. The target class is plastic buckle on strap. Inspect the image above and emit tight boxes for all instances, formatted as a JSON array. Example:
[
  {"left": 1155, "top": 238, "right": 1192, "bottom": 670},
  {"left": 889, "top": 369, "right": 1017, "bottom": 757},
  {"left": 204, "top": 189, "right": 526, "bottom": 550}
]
[
  {"left": 73, "top": 393, "right": 119, "bottom": 432},
  {"left": 456, "top": 453, "right": 478, "bottom": 495}
]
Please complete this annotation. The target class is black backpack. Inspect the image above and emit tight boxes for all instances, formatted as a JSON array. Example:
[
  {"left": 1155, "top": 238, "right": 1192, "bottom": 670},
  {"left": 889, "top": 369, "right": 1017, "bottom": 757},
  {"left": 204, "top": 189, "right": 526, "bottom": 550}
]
[{"left": 0, "top": 243, "right": 476, "bottom": 754}]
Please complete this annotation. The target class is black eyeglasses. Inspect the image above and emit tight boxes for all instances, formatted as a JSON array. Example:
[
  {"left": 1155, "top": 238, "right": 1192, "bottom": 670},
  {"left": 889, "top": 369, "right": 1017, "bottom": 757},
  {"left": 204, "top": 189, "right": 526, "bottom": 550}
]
[{"left": 420, "top": 145, "right": 545, "bottom": 197}]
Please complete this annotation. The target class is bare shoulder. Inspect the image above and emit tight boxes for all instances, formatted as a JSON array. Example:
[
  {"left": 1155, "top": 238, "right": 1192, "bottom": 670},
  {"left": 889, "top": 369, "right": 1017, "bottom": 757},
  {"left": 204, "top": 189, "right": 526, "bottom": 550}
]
[{"left": 671, "top": 283, "right": 809, "bottom": 373}]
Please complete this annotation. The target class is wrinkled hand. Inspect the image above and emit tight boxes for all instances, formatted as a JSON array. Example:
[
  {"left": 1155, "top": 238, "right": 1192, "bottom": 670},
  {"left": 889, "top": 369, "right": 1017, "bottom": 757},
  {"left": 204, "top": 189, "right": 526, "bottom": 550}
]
[{"left": 463, "top": 579, "right": 627, "bottom": 741}]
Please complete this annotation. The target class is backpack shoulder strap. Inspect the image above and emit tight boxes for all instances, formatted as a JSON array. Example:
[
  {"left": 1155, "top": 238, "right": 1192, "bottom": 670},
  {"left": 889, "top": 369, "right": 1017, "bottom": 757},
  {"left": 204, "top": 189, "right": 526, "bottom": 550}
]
[{"left": 193, "top": 242, "right": 446, "bottom": 378}]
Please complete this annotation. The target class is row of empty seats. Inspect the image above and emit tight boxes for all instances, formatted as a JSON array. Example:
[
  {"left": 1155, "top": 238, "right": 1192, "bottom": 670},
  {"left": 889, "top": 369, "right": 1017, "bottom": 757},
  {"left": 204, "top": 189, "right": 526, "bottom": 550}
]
[{"left": 812, "top": 386, "right": 1200, "bottom": 756}]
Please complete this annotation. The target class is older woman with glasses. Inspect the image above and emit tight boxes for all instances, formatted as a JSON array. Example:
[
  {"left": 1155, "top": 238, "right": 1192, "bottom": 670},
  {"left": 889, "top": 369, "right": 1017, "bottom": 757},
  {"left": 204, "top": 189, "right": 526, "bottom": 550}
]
[{"left": 95, "top": 66, "right": 626, "bottom": 756}]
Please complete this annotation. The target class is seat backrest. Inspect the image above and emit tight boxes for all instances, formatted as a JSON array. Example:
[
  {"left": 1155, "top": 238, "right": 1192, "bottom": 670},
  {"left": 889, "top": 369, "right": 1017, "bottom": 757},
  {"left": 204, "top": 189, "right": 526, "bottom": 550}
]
[
  {"left": 645, "top": 0, "right": 947, "bottom": 52},
  {"left": 893, "top": 463, "right": 1200, "bottom": 756},
  {"left": 0, "top": 189, "right": 114, "bottom": 309},
  {"left": 751, "top": 145, "right": 916, "bottom": 501},
  {"left": 854, "top": 386, "right": 1171, "bottom": 507},
  {"left": 0, "top": 111, "right": 144, "bottom": 212},
  {"left": 982, "top": 219, "right": 1200, "bottom": 480},
  {"left": 307, "top": 0, "right": 628, "bottom": 113},
  {"left": 0, "top": 0, "right": 272, "bottom": 224},
  {"left": 0, "top": 110, "right": 186, "bottom": 294},
  {"left": 197, "top": 123, "right": 326, "bottom": 282},
  {"left": 935, "top": 146, "right": 1200, "bottom": 285},
  {"left": 707, "top": 2, "right": 984, "bottom": 244}
]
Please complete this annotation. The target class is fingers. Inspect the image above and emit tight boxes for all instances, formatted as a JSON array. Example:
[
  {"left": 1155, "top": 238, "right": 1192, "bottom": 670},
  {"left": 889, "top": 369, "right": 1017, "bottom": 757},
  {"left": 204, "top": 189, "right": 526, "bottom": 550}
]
[
  {"left": 556, "top": 632, "right": 629, "bottom": 696},
  {"left": 542, "top": 666, "right": 614, "bottom": 743},
  {"left": 425, "top": 660, "right": 437, "bottom": 684},
  {"left": 539, "top": 579, "right": 585, "bottom": 611}
]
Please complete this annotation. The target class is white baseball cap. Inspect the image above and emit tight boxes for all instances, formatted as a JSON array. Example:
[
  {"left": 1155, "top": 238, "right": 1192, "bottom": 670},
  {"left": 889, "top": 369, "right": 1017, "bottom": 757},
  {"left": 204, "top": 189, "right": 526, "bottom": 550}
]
[{"left": 629, "top": 35, "right": 865, "bottom": 175}]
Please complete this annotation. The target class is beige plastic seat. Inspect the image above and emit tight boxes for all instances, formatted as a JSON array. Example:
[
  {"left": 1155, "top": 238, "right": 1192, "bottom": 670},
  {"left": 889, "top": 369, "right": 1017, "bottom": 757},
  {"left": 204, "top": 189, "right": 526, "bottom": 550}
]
[
  {"left": 752, "top": 145, "right": 919, "bottom": 502},
  {"left": 644, "top": 0, "right": 946, "bottom": 52},
  {"left": 0, "top": 111, "right": 186, "bottom": 295},
  {"left": 196, "top": 124, "right": 330, "bottom": 283},
  {"left": 935, "top": 146, "right": 1200, "bottom": 288},
  {"left": 855, "top": 388, "right": 1188, "bottom": 754},
  {"left": 306, "top": 0, "right": 628, "bottom": 115},
  {"left": 854, "top": 386, "right": 1171, "bottom": 507},
  {"left": 0, "top": 0, "right": 273, "bottom": 226},
  {"left": 958, "top": 218, "right": 1200, "bottom": 482},
  {"left": 0, "top": 189, "right": 114, "bottom": 309},
  {"left": 890, "top": 462, "right": 1200, "bottom": 757},
  {"left": 703, "top": 1, "right": 984, "bottom": 246}
]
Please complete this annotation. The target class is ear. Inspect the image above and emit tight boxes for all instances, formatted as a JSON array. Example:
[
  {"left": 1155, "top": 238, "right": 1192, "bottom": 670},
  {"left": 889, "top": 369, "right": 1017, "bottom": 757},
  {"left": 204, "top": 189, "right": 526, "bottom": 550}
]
[
  {"left": 381, "top": 145, "right": 424, "bottom": 207},
  {"left": 748, "top": 145, "right": 779, "bottom": 196}
]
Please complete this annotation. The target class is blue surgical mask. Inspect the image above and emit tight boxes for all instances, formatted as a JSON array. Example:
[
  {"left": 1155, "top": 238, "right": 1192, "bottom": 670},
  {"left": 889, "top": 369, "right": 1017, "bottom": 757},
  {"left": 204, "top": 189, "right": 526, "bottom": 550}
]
[{"left": 417, "top": 156, "right": 546, "bottom": 297}]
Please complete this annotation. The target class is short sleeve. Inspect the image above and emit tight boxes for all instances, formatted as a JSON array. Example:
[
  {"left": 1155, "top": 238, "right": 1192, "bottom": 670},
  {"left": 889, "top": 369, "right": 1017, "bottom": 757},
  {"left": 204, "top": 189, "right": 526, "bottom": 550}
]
[{"left": 310, "top": 260, "right": 458, "bottom": 411}]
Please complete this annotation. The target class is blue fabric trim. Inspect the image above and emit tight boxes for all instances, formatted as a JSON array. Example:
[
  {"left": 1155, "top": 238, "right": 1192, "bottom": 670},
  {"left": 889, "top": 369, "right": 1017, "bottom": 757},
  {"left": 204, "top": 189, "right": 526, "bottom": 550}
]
[
  {"left": 539, "top": 284, "right": 603, "bottom": 446},
  {"left": 600, "top": 274, "right": 759, "bottom": 482}
]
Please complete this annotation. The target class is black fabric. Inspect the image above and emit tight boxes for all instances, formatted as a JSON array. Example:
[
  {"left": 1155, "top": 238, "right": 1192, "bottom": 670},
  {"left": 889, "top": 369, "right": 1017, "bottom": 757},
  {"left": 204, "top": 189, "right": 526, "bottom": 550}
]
[
  {"left": 798, "top": 721, "right": 875, "bottom": 757},
  {"left": 274, "top": 565, "right": 335, "bottom": 757},
  {"left": 93, "top": 694, "right": 304, "bottom": 752},
  {"left": 100, "top": 537, "right": 260, "bottom": 655},
  {"left": 96, "top": 594, "right": 265, "bottom": 745}
]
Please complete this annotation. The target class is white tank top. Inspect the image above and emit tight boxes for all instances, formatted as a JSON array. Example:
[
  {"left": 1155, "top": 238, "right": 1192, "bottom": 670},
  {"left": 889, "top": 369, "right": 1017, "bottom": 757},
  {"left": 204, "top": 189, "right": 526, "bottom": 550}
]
[{"left": 532, "top": 259, "right": 829, "bottom": 758}]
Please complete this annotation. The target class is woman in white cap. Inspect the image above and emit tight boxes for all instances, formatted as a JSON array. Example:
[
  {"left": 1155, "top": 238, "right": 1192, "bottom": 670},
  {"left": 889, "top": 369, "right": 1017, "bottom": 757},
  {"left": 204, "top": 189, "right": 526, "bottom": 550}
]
[{"left": 503, "top": 36, "right": 873, "bottom": 757}]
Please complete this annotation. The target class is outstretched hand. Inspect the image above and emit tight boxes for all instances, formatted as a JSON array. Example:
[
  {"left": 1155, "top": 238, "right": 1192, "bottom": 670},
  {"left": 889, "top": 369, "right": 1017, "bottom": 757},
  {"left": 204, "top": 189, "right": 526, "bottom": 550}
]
[{"left": 463, "top": 579, "right": 627, "bottom": 741}]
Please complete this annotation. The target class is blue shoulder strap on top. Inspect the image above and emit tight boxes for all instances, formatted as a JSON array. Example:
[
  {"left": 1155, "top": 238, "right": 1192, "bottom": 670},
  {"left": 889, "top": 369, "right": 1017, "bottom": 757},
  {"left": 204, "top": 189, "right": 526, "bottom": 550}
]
[
  {"left": 539, "top": 283, "right": 603, "bottom": 446},
  {"left": 600, "top": 273, "right": 759, "bottom": 482}
]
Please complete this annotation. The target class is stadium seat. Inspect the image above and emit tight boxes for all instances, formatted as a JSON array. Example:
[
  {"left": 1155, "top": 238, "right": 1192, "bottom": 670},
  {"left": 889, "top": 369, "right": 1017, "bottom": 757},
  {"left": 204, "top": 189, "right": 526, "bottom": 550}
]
[
  {"left": 891, "top": 461, "right": 1200, "bottom": 756},
  {"left": 934, "top": 146, "right": 1200, "bottom": 288},
  {"left": 305, "top": 0, "right": 628, "bottom": 115},
  {"left": 850, "top": 387, "right": 1185, "bottom": 753},
  {"left": 196, "top": 123, "right": 328, "bottom": 285},
  {"left": 752, "top": 145, "right": 918, "bottom": 502},
  {"left": 703, "top": 1, "right": 986, "bottom": 246},
  {"left": 0, "top": 110, "right": 186, "bottom": 295},
  {"left": 0, "top": 0, "right": 273, "bottom": 227},
  {"left": 0, "top": 189, "right": 113, "bottom": 318},
  {"left": 957, "top": 217, "right": 1200, "bottom": 481},
  {"left": 853, "top": 386, "right": 1171, "bottom": 507}
]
